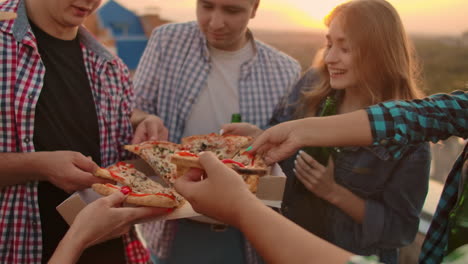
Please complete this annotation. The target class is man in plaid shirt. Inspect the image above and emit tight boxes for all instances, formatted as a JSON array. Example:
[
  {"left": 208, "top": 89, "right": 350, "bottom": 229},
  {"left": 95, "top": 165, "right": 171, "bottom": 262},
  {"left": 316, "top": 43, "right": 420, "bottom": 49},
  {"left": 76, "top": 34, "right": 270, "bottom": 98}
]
[{"left": 0, "top": 0, "right": 168, "bottom": 263}]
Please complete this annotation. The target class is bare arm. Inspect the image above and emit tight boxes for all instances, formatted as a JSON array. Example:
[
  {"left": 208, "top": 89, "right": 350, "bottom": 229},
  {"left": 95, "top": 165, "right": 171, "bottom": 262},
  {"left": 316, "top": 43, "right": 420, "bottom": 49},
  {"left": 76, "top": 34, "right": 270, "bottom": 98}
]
[
  {"left": 251, "top": 110, "right": 372, "bottom": 164},
  {"left": 49, "top": 192, "right": 168, "bottom": 264},
  {"left": 175, "top": 152, "right": 353, "bottom": 264},
  {"left": 0, "top": 151, "right": 109, "bottom": 192},
  {"left": 238, "top": 195, "right": 353, "bottom": 264},
  {"left": 0, "top": 152, "right": 46, "bottom": 187}
]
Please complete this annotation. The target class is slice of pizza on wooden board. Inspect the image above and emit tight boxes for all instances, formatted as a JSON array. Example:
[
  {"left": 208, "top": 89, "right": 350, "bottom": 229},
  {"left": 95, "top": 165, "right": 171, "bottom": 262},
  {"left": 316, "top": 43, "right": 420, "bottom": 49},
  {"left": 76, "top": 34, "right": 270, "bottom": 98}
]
[{"left": 93, "top": 161, "right": 184, "bottom": 208}]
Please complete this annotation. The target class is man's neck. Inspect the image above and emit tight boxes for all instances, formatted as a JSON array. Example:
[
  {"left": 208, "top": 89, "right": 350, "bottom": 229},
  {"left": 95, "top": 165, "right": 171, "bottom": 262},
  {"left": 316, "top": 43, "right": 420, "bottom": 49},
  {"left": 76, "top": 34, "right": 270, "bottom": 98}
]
[{"left": 25, "top": 0, "right": 78, "bottom": 40}]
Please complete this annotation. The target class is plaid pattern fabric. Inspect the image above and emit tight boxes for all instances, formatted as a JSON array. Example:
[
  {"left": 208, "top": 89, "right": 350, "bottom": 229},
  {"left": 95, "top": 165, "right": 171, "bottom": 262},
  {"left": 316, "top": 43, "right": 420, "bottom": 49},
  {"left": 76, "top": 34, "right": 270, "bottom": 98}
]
[
  {"left": 365, "top": 91, "right": 468, "bottom": 264},
  {"left": 134, "top": 21, "right": 301, "bottom": 143},
  {"left": 366, "top": 91, "right": 467, "bottom": 159},
  {"left": 0, "top": 0, "right": 148, "bottom": 263},
  {"left": 134, "top": 22, "right": 301, "bottom": 262}
]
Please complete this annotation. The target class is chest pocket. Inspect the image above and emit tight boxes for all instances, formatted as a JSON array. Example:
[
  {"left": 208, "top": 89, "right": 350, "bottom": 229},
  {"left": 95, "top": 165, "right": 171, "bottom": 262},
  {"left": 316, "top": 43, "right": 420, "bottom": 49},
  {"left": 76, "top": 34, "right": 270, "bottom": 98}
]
[{"left": 334, "top": 146, "right": 397, "bottom": 197}]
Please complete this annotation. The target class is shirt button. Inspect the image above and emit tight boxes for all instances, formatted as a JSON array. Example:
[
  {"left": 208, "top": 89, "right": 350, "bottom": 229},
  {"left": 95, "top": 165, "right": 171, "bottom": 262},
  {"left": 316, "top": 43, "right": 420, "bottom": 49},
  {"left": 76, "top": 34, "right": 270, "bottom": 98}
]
[
  {"left": 23, "top": 137, "right": 30, "bottom": 143},
  {"left": 380, "top": 139, "right": 388, "bottom": 145},
  {"left": 28, "top": 94, "right": 34, "bottom": 99}
]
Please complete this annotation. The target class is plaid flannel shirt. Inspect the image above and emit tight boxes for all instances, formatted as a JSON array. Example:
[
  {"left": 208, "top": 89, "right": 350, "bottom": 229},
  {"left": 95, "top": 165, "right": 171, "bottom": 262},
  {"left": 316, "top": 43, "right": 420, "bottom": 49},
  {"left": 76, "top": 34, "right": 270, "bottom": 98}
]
[
  {"left": 365, "top": 91, "right": 468, "bottom": 264},
  {"left": 133, "top": 22, "right": 301, "bottom": 262},
  {"left": 0, "top": 0, "right": 149, "bottom": 263}
]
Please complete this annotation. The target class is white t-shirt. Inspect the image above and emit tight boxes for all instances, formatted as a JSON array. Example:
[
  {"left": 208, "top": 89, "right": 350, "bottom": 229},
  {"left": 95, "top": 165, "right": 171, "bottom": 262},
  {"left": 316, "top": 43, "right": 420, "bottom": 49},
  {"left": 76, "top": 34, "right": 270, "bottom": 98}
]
[{"left": 182, "top": 41, "right": 255, "bottom": 137}]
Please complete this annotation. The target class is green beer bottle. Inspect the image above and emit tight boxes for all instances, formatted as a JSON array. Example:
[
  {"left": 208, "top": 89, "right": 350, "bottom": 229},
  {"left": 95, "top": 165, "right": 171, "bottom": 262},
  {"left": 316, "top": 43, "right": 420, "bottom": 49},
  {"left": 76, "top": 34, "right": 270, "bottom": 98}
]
[
  {"left": 231, "top": 113, "right": 242, "bottom": 123},
  {"left": 301, "top": 96, "right": 337, "bottom": 165},
  {"left": 447, "top": 179, "right": 468, "bottom": 255}
]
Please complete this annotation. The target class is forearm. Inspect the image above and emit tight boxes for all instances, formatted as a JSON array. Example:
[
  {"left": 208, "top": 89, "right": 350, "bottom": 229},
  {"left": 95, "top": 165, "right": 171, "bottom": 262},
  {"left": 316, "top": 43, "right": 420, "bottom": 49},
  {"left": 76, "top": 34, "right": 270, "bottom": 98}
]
[
  {"left": 0, "top": 152, "right": 46, "bottom": 187},
  {"left": 237, "top": 197, "right": 352, "bottom": 264},
  {"left": 296, "top": 110, "right": 373, "bottom": 147},
  {"left": 327, "top": 185, "right": 366, "bottom": 224},
  {"left": 48, "top": 228, "right": 86, "bottom": 264}
]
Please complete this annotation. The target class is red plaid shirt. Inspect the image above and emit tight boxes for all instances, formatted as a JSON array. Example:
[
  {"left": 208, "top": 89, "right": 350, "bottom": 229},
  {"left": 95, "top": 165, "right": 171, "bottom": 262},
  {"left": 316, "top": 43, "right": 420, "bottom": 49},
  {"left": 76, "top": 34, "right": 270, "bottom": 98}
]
[{"left": 0, "top": 0, "right": 150, "bottom": 263}]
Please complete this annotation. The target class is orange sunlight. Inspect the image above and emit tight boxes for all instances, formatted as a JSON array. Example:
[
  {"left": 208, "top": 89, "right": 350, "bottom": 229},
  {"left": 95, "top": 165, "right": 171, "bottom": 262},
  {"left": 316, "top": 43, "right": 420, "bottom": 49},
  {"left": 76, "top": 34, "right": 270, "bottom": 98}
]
[{"left": 260, "top": 0, "right": 349, "bottom": 30}]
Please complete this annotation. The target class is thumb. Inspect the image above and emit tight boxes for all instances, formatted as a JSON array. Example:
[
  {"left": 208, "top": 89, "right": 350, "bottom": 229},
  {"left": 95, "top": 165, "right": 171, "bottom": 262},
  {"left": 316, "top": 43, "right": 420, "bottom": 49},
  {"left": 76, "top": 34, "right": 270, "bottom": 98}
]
[
  {"left": 132, "top": 125, "right": 146, "bottom": 144},
  {"left": 174, "top": 169, "right": 204, "bottom": 197},
  {"left": 103, "top": 191, "right": 127, "bottom": 206},
  {"left": 74, "top": 153, "right": 99, "bottom": 174},
  {"left": 198, "top": 152, "right": 226, "bottom": 177}
]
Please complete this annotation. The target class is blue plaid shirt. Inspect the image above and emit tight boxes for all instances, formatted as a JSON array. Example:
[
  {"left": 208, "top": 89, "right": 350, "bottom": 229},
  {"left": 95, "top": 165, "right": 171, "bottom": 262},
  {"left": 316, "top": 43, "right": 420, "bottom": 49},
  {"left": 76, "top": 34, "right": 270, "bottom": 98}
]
[
  {"left": 366, "top": 91, "right": 468, "bottom": 264},
  {"left": 133, "top": 21, "right": 301, "bottom": 261},
  {"left": 134, "top": 21, "right": 301, "bottom": 143}
]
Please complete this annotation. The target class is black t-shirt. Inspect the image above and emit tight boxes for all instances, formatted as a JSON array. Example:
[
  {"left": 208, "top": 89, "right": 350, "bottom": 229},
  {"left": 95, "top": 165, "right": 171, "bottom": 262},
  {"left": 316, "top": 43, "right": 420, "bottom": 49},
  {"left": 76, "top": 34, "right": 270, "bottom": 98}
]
[{"left": 30, "top": 22, "right": 125, "bottom": 264}]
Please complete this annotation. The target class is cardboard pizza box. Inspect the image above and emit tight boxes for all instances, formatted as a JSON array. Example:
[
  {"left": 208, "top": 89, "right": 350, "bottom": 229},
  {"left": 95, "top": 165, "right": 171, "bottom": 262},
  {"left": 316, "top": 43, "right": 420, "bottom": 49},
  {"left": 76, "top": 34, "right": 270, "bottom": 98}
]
[{"left": 56, "top": 159, "right": 286, "bottom": 226}]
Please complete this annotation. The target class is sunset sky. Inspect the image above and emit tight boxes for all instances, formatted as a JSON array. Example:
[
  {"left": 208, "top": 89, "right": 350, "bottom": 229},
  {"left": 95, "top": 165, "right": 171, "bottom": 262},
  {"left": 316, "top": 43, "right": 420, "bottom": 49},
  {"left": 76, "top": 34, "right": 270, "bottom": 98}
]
[{"left": 108, "top": 0, "right": 468, "bottom": 36}]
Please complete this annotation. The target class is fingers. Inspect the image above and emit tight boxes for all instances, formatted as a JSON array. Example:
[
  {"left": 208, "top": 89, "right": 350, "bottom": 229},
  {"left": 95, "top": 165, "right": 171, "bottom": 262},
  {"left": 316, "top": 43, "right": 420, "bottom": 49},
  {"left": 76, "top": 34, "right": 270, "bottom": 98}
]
[
  {"left": 174, "top": 168, "right": 205, "bottom": 197},
  {"left": 297, "top": 151, "right": 326, "bottom": 172},
  {"left": 131, "top": 124, "right": 147, "bottom": 144},
  {"left": 249, "top": 130, "right": 270, "bottom": 154},
  {"left": 102, "top": 191, "right": 127, "bottom": 207},
  {"left": 184, "top": 168, "right": 205, "bottom": 182},
  {"left": 220, "top": 123, "right": 235, "bottom": 135},
  {"left": 198, "top": 152, "right": 229, "bottom": 175},
  {"left": 73, "top": 153, "right": 99, "bottom": 174},
  {"left": 120, "top": 206, "right": 169, "bottom": 222}
]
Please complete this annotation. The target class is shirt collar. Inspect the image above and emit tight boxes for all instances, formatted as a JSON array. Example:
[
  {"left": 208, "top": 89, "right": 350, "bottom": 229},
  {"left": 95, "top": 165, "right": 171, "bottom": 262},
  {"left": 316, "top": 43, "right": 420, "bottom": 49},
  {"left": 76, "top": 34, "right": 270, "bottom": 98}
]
[
  {"left": 10, "top": 0, "right": 114, "bottom": 62},
  {"left": 200, "top": 26, "right": 259, "bottom": 66}
]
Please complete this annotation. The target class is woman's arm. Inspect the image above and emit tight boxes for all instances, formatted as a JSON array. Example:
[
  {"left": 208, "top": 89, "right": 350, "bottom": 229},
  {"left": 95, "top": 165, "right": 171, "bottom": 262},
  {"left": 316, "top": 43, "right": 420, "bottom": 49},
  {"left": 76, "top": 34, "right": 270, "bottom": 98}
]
[
  {"left": 251, "top": 91, "right": 467, "bottom": 164},
  {"left": 49, "top": 192, "right": 168, "bottom": 264},
  {"left": 174, "top": 152, "right": 353, "bottom": 264}
]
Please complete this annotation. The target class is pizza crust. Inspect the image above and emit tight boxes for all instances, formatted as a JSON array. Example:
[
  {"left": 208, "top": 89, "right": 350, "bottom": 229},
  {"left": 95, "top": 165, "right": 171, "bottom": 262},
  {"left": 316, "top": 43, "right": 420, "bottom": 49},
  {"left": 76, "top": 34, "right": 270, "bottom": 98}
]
[{"left": 92, "top": 183, "right": 180, "bottom": 208}]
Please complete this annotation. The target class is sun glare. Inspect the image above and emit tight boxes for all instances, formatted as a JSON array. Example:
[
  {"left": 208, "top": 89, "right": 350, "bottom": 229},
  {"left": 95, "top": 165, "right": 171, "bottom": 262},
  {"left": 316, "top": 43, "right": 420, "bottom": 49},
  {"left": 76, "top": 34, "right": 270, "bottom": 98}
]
[{"left": 261, "top": 0, "right": 350, "bottom": 30}]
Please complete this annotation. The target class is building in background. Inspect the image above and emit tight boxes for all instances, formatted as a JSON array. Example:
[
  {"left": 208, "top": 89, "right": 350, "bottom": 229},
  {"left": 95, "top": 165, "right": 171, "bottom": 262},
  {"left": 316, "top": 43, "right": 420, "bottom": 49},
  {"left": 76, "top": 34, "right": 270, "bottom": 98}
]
[{"left": 84, "top": 0, "right": 169, "bottom": 70}]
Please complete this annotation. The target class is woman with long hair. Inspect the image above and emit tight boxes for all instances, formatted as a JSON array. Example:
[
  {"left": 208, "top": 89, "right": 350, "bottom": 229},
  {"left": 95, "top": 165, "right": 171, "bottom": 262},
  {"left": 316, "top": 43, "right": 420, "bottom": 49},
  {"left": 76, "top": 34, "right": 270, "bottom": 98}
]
[{"left": 222, "top": 0, "right": 431, "bottom": 262}]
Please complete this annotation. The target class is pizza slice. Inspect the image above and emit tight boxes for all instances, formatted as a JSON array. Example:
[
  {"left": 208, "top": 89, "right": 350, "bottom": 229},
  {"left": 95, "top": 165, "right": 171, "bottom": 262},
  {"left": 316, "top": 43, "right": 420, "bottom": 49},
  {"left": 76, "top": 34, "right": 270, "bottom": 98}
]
[
  {"left": 181, "top": 133, "right": 252, "bottom": 160},
  {"left": 170, "top": 152, "right": 267, "bottom": 193},
  {"left": 123, "top": 141, "right": 183, "bottom": 185},
  {"left": 93, "top": 162, "right": 184, "bottom": 208}
]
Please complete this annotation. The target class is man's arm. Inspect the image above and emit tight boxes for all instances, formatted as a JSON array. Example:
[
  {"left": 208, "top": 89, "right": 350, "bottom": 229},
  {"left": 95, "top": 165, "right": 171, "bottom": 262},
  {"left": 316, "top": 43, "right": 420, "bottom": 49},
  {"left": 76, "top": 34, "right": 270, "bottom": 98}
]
[
  {"left": 0, "top": 151, "right": 109, "bottom": 192},
  {"left": 0, "top": 152, "right": 46, "bottom": 187}
]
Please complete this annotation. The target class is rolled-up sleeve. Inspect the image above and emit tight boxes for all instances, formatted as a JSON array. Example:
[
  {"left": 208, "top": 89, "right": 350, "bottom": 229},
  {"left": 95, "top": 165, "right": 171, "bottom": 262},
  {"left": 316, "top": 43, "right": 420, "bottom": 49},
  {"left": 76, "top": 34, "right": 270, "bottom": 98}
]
[
  {"left": 360, "top": 143, "right": 431, "bottom": 248},
  {"left": 366, "top": 91, "right": 468, "bottom": 159}
]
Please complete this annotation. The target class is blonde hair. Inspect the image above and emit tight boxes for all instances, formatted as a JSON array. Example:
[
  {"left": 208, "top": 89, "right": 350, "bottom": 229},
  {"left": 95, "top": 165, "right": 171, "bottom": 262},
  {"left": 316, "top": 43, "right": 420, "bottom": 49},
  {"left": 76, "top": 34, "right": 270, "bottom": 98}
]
[{"left": 298, "top": 0, "right": 424, "bottom": 117}]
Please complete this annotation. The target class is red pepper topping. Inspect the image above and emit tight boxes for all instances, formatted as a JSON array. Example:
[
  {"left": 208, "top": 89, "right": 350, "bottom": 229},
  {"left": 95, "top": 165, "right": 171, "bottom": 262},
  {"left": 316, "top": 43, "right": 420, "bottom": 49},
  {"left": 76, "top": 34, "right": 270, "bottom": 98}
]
[
  {"left": 121, "top": 186, "right": 132, "bottom": 195},
  {"left": 221, "top": 159, "right": 245, "bottom": 167},
  {"left": 108, "top": 170, "right": 125, "bottom": 181},
  {"left": 130, "top": 192, "right": 176, "bottom": 201},
  {"left": 242, "top": 152, "right": 255, "bottom": 166},
  {"left": 176, "top": 151, "right": 198, "bottom": 157}
]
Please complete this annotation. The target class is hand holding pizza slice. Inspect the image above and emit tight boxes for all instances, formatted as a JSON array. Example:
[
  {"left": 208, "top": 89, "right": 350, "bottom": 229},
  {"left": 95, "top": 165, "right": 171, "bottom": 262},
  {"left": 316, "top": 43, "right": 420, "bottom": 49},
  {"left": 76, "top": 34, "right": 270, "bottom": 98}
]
[
  {"left": 124, "top": 133, "right": 269, "bottom": 191},
  {"left": 92, "top": 162, "right": 184, "bottom": 208}
]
